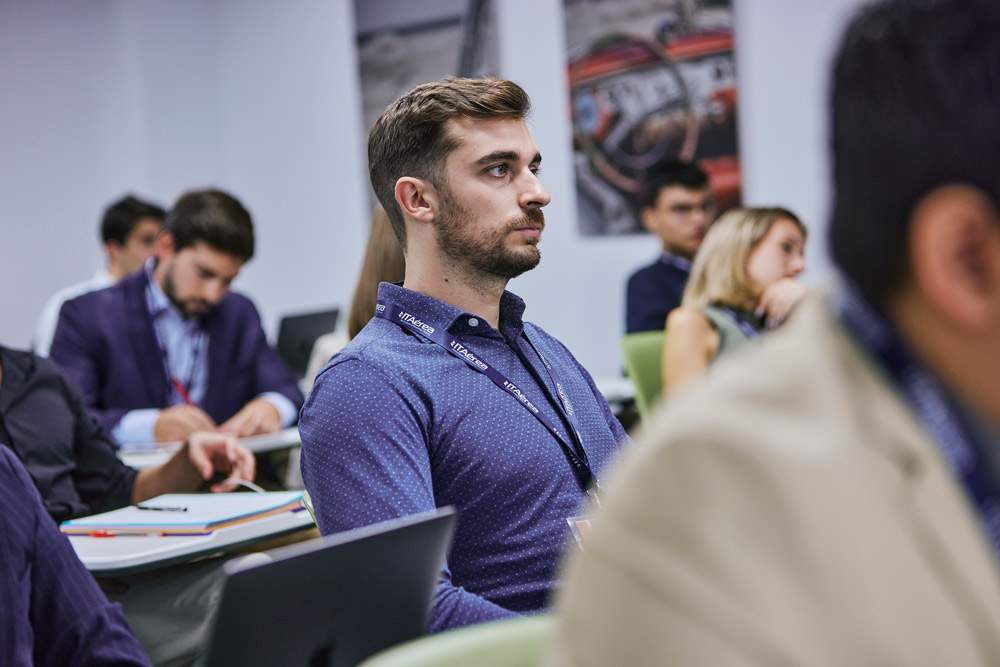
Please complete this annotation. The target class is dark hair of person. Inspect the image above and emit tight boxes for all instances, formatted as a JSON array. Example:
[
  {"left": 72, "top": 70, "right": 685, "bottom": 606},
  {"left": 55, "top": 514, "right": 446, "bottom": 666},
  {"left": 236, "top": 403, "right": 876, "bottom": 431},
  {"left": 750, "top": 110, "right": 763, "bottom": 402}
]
[
  {"left": 639, "top": 160, "right": 710, "bottom": 210},
  {"left": 347, "top": 206, "right": 406, "bottom": 339},
  {"left": 829, "top": 0, "right": 1000, "bottom": 309},
  {"left": 165, "top": 189, "right": 255, "bottom": 262},
  {"left": 100, "top": 195, "right": 166, "bottom": 245},
  {"left": 367, "top": 76, "right": 531, "bottom": 248}
]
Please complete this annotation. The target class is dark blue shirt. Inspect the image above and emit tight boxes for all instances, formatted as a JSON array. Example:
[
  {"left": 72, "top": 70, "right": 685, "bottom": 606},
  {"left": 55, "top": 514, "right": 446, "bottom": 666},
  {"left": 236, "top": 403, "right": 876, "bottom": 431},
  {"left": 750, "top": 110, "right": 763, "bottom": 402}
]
[
  {"left": 0, "top": 446, "right": 149, "bottom": 666},
  {"left": 299, "top": 283, "right": 626, "bottom": 632},
  {"left": 625, "top": 253, "right": 692, "bottom": 333}
]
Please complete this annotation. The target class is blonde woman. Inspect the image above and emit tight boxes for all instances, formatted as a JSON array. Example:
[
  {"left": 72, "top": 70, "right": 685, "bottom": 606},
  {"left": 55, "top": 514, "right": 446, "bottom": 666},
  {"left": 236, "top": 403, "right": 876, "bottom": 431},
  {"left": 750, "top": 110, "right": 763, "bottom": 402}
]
[{"left": 662, "top": 207, "right": 807, "bottom": 394}]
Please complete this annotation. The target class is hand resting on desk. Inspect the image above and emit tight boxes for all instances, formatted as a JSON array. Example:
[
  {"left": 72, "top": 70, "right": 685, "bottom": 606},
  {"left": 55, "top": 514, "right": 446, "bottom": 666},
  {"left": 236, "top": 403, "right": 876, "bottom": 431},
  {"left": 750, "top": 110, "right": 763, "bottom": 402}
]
[
  {"left": 218, "top": 398, "right": 281, "bottom": 438},
  {"left": 130, "top": 431, "right": 256, "bottom": 502},
  {"left": 154, "top": 404, "right": 217, "bottom": 442}
]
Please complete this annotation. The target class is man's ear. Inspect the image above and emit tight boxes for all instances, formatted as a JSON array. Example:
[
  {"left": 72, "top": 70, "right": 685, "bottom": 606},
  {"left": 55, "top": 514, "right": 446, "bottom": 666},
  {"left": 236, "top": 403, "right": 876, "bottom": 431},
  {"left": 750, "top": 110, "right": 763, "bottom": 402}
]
[
  {"left": 908, "top": 184, "right": 1000, "bottom": 332},
  {"left": 640, "top": 206, "right": 659, "bottom": 234},
  {"left": 155, "top": 230, "right": 175, "bottom": 260},
  {"left": 104, "top": 241, "right": 123, "bottom": 262},
  {"left": 394, "top": 177, "right": 437, "bottom": 225}
]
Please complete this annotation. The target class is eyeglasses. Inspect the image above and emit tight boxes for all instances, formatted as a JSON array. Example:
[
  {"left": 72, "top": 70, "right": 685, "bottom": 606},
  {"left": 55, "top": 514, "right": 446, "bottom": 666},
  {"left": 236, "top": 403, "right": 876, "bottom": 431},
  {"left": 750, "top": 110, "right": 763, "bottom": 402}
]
[{"left": 667, "top": 200, "right": 716, "bottom": 217}]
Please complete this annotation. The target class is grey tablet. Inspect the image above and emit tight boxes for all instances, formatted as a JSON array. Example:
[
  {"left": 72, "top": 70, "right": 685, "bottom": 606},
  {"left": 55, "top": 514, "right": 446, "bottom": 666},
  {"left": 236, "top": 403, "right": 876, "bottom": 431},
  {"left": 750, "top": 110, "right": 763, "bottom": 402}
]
[{"left": 200, "top": 507, "right": 456, "bottom": 667}]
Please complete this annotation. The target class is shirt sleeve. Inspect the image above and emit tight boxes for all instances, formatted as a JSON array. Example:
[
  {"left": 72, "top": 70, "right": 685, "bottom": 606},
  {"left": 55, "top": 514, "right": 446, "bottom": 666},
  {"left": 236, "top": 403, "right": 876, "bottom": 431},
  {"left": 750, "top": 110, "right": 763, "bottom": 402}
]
[
  {"left": 62, "top": 373, "right": 139, "bottom": 515},
  {"left": 299, "top": 358, "right": 516, "bottom": 631},
  {"left": 110, "top": 409, "right": 161, "bottom": 451},
  {"left": 257, "top": 391, "right": 298, "bottom": 428},
  {"left": 0, "top": 448, "right": 149, "bottom": 667}
]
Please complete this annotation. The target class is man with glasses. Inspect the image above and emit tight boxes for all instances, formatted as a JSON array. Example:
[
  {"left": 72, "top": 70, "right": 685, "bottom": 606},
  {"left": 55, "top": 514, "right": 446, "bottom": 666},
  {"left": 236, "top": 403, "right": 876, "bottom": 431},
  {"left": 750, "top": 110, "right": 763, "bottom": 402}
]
[{"left": 624, "top": 160, "right": 715, "bottom": 333}]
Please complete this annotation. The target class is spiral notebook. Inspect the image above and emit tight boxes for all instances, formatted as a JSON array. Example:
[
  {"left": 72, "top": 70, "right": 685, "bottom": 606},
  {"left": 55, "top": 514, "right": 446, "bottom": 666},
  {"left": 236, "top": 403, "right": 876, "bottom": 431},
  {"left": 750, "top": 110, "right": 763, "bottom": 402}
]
[{"left": 61, "top": 491, "right": 305, "bottom": 536}]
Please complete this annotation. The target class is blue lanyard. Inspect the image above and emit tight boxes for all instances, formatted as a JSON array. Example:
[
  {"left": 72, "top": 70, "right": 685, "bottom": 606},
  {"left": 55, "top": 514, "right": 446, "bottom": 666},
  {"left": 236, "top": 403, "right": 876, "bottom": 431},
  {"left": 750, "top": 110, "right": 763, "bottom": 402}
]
[
  {"left": 374, "top": 302, "right": 599, "bottom": 498},
  {"left": 716, "top": 305, "right": 762, "bottom": 340},
  {"left": 837, "top": 288, "right": 1000, "bottom": 559}
]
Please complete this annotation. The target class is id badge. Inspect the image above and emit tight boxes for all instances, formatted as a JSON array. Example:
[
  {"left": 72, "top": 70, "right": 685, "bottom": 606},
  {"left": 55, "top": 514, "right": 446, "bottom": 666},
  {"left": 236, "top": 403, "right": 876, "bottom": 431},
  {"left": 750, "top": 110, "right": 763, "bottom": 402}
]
[{"left": 566, "top": 515, "right": 593, "bottom": 550}]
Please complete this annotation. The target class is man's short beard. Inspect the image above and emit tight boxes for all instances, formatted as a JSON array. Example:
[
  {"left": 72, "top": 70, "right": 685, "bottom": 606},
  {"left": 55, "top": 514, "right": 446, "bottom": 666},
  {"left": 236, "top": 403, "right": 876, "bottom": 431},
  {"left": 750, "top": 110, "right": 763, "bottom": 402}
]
[
  {"left": 435, "top": 185, "right": 544, "bottom": 281},
  {"left": 163, "top": 264, "right": 212, "bottom": 320}
]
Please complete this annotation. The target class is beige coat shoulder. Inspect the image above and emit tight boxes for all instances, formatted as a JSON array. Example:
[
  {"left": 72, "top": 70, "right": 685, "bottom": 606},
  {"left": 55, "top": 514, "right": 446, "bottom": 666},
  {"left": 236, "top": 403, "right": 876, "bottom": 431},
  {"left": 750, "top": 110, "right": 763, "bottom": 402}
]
[{"left": 549, "top": 297, "right": 1000, "bottom": 667}]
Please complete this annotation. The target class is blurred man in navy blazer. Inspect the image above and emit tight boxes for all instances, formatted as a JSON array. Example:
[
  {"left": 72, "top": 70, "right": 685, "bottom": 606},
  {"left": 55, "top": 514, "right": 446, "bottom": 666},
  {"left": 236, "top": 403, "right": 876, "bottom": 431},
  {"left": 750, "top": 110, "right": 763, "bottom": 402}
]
[
  {"left": 0, "top": 445, "right": 151, "bottom": 666},
  {"left": 50, "top": 189, "right": 303, "bottom": 448}
]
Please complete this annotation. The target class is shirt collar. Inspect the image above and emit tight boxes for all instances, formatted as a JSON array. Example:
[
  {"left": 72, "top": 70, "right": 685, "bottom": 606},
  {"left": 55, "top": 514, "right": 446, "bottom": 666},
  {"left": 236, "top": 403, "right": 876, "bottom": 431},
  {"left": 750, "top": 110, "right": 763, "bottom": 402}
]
[
  {"left": 660, "top": 251, "right": 693, "bottom": 273},
  {"left": 375, "top": 282, "right": 527, "bottom": 339},
  {"left": 144, "top": 259, "right": 172, "bottom": 318},
  {"left": 836, "top": 284, "right": 999, "bottom": 443}
]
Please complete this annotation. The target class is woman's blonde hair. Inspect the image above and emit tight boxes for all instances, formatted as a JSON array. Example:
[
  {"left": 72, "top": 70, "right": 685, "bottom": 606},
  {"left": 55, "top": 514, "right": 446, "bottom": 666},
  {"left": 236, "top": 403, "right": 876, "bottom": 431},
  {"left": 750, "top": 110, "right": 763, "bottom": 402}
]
[
  {"left": 681, "top": 207, "right": 805, "bottom": 311},
  {"left": 347, "top": 205, "right": 406, "bottom": 339}
]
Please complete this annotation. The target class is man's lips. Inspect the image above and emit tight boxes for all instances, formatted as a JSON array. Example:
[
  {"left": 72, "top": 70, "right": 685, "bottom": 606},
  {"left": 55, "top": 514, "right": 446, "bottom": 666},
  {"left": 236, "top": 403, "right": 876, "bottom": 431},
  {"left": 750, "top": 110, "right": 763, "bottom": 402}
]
[{"left": 513, "top": 225, "right": 543, "bottom": 240}]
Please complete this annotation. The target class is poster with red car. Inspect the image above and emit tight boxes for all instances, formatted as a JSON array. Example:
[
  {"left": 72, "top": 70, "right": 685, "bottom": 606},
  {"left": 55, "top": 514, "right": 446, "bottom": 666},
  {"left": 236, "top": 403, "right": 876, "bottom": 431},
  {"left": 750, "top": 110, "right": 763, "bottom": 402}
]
[{"left": 565, "top": 0, "right": 741, "bottom": 235}]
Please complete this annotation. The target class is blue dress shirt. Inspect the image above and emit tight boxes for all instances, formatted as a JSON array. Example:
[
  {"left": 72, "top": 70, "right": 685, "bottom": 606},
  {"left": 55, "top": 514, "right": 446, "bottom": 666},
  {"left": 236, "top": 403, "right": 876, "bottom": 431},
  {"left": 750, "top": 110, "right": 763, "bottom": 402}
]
[
  {"left": 113, "top": 261, "right": 297, "bottom": 446},
  {"left": 300, "top": 283, "right": 627, "bottom": 632},
  {"left": 0, "top": 446, "right": 149, "bottom": 666}
]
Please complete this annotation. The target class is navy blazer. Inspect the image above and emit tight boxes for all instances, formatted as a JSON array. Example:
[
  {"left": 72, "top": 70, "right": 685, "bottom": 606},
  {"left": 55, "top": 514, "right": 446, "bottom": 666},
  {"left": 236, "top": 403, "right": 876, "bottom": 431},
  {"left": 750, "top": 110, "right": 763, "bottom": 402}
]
[
  {"left": 624, "top": 256, "right": 691, "bottom": 334},
  {"left": 49, "top": 270, "right": 304, "bottom": 437},
  {"left": 0, "top": 446, "right": 149, "bottom": 666}
]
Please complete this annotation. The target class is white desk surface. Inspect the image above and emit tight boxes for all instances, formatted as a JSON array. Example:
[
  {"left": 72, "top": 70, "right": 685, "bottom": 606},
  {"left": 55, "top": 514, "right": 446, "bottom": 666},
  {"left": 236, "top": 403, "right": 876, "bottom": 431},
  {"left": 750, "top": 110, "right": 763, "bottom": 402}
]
[
  {"left": 594, "top": 376, "right": 635, "bottom": 404},
  {"left": 119, "top": 426, "right": 302, "bottom": 470},
  {"left": 69, "top": 508, "right": 315, "bottom": 577}
]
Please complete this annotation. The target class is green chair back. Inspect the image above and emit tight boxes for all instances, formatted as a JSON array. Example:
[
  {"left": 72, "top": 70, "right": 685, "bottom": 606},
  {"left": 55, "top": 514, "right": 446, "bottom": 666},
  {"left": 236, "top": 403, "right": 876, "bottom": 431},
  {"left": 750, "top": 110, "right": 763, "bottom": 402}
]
[
  {"left": 358, "top": 616, "right": 553, "bottom": 667},
  {"left": 620, "top": 331, "right": 665, "bottom": 420}
]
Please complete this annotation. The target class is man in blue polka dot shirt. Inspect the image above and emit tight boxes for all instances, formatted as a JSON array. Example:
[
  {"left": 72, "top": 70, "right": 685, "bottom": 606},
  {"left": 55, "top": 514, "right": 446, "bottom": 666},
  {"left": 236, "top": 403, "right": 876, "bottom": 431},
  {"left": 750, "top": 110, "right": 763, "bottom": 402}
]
[{"left": 299, "top": 77, "right": 628, "bottom": 631}]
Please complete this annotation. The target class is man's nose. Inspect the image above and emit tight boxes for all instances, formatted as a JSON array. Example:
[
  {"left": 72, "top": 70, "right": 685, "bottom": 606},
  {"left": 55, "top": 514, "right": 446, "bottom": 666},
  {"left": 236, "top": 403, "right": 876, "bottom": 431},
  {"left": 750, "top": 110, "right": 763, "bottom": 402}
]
[
  {"left": 204, "top": 280, "right": 227, "bottom": 303},
  {"left": 520, "top": 171, "right": 551, "bottom": 210}
]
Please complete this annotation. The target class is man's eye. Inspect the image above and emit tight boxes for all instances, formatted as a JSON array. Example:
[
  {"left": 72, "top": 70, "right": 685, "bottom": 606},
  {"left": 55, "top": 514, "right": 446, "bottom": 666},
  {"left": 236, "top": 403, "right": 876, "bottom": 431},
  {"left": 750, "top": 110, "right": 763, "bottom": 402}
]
[
  {"left": 486, "top": 164, "right": 509, "bottom": 177},
  {"left": 530, "top": 164, "right": 542, "bottom": 175}
]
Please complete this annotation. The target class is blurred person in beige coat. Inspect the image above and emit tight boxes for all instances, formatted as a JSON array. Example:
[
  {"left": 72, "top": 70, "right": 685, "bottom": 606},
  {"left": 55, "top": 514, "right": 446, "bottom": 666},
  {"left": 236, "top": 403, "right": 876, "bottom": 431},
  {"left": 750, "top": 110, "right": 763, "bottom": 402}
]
[{"left": 549, "top": 1, "right": 1000, "bottom": 665}]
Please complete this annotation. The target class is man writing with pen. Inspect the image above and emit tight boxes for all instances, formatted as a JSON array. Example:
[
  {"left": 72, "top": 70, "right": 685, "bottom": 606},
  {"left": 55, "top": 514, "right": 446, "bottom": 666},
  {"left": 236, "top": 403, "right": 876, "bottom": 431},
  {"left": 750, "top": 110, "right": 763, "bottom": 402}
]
[{"left": 49, "top": 188, "right": 304, "bottom": 448}]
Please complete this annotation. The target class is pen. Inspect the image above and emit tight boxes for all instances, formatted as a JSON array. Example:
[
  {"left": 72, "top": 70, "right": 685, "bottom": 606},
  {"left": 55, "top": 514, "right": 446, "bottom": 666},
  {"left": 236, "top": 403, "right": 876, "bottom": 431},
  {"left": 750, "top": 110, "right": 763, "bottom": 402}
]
[{"left": 136, "top": 504, "right": 188, "bottom": 512}]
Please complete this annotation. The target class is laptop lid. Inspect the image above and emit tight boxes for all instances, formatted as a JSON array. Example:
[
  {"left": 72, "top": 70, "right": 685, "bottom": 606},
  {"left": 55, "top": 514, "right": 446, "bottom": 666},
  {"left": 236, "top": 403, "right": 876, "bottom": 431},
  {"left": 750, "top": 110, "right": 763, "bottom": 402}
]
[
  {"left": 276, "top": 308, "right": 340, "bottom": 378},
  {"left": 201, "top": 507, "right": 456, "bottom": 667}
]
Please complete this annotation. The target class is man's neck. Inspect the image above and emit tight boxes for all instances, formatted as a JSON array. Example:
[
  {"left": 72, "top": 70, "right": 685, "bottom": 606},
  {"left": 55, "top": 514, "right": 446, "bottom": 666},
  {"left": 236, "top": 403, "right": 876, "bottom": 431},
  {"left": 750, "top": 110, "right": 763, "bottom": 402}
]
[
  {"left": 107, "top": 261, "right": 125, "bottom": 281},
  {"left": 403, "top": 260, "right": 506, "bottom": 330}
]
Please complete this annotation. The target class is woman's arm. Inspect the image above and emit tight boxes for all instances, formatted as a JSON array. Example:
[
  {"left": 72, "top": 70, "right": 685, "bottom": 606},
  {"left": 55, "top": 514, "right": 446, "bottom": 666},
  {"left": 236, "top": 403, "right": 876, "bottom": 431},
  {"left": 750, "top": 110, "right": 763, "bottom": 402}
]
[{"left": 662, "top": 308, "right": 718, "bottom": 396}]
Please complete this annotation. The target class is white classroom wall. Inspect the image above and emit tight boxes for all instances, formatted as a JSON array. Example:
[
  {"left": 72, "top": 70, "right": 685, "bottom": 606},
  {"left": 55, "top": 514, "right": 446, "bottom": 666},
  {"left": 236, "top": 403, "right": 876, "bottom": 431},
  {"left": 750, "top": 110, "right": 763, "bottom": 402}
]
[{"left": 0, "top": 0, "right": 866, "bottom": 378}]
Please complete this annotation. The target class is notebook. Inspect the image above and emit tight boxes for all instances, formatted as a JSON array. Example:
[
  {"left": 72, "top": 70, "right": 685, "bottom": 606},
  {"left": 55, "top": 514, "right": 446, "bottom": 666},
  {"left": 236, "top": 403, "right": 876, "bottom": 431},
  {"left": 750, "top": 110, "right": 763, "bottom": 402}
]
[{"left": 60, "top": 491, "right": 304, "bottom": 536}]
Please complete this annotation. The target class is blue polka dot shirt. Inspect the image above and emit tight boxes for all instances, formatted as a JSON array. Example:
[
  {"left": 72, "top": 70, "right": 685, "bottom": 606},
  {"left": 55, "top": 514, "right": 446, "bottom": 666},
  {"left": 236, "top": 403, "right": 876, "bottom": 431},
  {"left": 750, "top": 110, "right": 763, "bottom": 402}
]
[{"left": 299, "top": 283, "right": 627, "bottom": 632}]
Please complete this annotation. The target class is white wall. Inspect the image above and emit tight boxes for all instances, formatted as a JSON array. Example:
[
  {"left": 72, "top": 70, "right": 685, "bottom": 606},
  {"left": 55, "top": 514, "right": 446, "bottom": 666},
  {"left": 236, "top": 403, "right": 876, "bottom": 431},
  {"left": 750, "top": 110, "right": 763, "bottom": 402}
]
[
  {"left": 0, "top": 0, "right": 366, "bottom": 348},
  {"left": 1, "top": 0, "right": 865, "bottom": 378}
]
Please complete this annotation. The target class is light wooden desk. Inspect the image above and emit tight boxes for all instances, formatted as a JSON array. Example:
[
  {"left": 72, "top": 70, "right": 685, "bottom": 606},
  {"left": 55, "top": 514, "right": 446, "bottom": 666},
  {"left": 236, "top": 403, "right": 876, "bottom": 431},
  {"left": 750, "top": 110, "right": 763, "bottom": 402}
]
[{"left": 69, "top": 508, "right": 316, "bottom": 577}]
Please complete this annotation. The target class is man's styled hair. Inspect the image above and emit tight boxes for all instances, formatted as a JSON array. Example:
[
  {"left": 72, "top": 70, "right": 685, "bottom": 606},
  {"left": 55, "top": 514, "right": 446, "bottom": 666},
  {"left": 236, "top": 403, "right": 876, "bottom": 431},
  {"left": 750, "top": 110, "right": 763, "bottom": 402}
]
[
  {"left": 682, "top": 207, "right": 806, "bottom": 312},
  {"left": 367, "top": 77, "right": 531, "bottom": 247},
  {"left": 639, "top": 160, "right": 710, "bottom": 210},
  {"left": 100, "top": 195, "right": 166, "bottom": 245},
  {"left": 830, "top": 0, "right": 1000, "bottom": 309},
  {"left": 165, "top": 189, "right": 255, "bottom": 262}
]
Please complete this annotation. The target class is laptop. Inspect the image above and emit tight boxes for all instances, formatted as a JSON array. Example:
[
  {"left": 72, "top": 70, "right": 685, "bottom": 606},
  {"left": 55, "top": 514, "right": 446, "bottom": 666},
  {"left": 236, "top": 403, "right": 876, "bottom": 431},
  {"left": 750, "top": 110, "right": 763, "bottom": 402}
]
[
  {"left": 200, "top": 507, "right": 456, "bottom": 667},
  {"left": 276, "top": 308, "right": 340, "bottom": 378}
]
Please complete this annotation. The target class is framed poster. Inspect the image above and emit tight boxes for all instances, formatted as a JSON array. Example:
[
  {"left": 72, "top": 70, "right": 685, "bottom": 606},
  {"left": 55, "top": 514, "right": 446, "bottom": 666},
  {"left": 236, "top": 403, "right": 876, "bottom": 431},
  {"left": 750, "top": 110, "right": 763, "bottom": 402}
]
[{"left": 564, "top": 0, "right": 741, "bottom": 235}]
